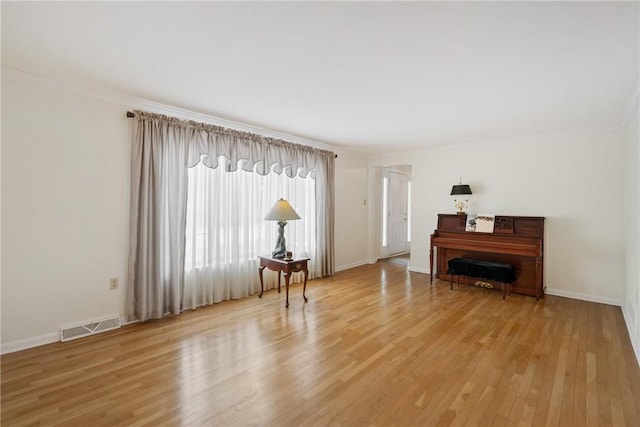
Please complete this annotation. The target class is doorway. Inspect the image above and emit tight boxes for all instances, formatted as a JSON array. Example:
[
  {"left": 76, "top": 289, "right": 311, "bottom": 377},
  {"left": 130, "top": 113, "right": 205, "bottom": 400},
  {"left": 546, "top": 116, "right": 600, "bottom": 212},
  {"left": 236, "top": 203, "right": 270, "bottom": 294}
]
[{"left": 382, "top": 167, "right": 411, "bottom": 258}]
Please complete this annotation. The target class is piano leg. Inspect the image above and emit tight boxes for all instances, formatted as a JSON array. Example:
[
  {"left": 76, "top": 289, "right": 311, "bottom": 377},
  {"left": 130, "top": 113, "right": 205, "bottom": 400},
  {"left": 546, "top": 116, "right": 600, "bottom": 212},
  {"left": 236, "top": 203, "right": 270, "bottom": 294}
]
[
  {"left": 535, "top": 256, "right": 543, "bottom": 302},
  {"left": 429, "top": 244, "right": 434, "bottom": 284},
  {"left": 502, "top": 282, "right": 513, "bottom": 301}
]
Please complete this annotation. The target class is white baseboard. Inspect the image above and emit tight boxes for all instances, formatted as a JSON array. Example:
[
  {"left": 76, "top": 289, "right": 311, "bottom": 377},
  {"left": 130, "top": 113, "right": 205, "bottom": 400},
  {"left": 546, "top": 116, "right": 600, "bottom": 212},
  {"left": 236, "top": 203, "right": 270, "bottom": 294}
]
[
  {"left": 3, "top": 282, "right": 634, "bottom": 364},
  {"left": 408, "top": 265, "right": 430, "bottom": 275},
  {"left": 121, "top": 316, "right": 140, "bottom": 326},
  {"left": 1, "top": 332, "right": 59, "bottom": 355},
  {"left": 1, "top": 315, "right": 134, "bottom": 355},
  {"left": 337, "top": 258, "right": 431, "bottom": 275},
  {"left": 336, "top": 259, "right": 370, "bottom": 272},
  {"left": 545, "top": 287, "right": 623, "bottom": 307},
  {"left": 621, "top": 304, "right": 640, "bottom": 368}
]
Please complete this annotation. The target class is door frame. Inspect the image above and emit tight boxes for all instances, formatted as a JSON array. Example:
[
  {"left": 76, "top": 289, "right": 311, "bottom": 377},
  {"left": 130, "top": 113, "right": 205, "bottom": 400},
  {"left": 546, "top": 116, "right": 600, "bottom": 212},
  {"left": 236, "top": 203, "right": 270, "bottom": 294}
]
[{"left": 380, "top": 167, "right": 411, "bottom": 258}]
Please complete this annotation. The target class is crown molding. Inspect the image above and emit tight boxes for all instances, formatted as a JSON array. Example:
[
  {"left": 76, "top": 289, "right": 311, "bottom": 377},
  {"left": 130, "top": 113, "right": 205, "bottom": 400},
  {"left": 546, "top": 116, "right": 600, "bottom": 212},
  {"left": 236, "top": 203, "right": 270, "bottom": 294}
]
[
  {"left": 0, "top": 66, "right": 336, "bottom": 152},
  {"left": 4, "top": 65, "right": 632, "bottom": 153}
]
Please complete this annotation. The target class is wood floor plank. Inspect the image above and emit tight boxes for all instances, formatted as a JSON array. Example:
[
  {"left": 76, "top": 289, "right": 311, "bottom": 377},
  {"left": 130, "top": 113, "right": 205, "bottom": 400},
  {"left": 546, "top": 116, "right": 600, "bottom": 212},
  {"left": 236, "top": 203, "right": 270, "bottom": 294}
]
[{"left": 2, "top": 259, "right": 639, "bottom": 426}]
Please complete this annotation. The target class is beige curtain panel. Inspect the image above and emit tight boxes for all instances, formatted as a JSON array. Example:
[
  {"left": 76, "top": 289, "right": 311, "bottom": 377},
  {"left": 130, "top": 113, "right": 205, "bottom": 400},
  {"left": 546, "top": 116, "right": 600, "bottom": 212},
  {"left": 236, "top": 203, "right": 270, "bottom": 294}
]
[{"left": 127, "top": 110, "right": 335, "bottom": 322}]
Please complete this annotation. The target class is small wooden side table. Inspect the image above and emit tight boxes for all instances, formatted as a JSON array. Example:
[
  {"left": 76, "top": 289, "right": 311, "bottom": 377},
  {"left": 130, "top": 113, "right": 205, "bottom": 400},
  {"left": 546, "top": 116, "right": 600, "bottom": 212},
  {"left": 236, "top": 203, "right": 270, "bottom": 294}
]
[{"left": 258, "top": 256, "right": 310, "bottom": 308}]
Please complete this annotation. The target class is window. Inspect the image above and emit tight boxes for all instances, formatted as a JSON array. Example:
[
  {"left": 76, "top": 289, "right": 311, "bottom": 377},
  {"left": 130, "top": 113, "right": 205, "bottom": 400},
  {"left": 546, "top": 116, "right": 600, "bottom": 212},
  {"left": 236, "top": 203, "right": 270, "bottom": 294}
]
[
  {"left": 382, "top": 176, "right": 389, "bottom": 247},
  {"left": 182, "top": 159, "right": 316, "bottom": 308},
  {"left": 127, "top": 110, "right": 334, "bottom": 321}
]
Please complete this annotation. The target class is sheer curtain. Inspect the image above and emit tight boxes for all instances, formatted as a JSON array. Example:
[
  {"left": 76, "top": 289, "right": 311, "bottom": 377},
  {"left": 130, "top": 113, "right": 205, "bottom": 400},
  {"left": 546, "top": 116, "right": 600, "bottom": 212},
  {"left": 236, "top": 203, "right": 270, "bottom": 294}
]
[
  {"left": 182, "top": 159, "right": 317, "bottom": 309},
  {"left": 127, "top": 111, "right": 334, "bottom": 322}
]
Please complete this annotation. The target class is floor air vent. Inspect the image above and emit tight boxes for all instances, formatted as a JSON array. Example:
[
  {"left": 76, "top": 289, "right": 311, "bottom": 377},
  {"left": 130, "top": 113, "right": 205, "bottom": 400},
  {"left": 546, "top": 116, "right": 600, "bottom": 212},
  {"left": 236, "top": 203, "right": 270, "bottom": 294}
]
[{"left": 60, "top": 315, "right": 121, "bottom": 342}]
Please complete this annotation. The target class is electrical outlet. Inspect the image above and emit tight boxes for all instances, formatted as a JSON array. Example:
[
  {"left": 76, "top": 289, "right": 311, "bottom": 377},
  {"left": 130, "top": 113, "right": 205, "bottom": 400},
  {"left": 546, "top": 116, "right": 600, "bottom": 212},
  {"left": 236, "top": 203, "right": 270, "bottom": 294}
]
[{"left": 109, "top": 278, "right": 119, "bottom": 290}]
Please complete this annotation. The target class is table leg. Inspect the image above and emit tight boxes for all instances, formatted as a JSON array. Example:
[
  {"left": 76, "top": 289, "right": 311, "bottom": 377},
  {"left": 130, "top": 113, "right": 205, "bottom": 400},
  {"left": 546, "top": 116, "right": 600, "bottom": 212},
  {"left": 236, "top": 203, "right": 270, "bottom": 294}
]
[
  {"left": 277, "top": 271, "right": 281, "bottom": 293},
  {"left": 258, "top": 265, "right": 266, "bottom": 298},
  {"left": 284, "top": 272, "right": 291, "bottom": 308},
  {"left": 303, "top": 268, "right": 309, "bottom": 302}
]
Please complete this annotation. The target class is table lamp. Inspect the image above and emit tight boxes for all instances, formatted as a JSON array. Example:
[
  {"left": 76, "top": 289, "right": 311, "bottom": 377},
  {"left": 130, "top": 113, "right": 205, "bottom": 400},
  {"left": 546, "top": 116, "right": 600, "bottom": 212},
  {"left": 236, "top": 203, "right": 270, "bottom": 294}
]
[
  {"left": 264, "top": 198, "right": 300, "bottom": 258},
  {"left": 450, "top": 178, "right": 472, "bottom": 214}
]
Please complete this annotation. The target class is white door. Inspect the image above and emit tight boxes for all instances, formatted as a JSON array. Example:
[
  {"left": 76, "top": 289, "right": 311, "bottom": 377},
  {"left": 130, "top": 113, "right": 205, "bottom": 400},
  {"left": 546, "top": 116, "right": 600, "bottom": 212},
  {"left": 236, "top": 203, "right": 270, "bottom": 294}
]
[{"left": 387, "top": 171, "right": 409, "bottom": 255}]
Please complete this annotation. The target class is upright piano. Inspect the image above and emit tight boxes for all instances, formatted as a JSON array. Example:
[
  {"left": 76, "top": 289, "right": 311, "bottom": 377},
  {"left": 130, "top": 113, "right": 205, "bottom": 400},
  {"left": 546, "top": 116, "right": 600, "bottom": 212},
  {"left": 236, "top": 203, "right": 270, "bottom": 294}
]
[{"left": 430, "top": 214, "right": 545, "bottom": 299}]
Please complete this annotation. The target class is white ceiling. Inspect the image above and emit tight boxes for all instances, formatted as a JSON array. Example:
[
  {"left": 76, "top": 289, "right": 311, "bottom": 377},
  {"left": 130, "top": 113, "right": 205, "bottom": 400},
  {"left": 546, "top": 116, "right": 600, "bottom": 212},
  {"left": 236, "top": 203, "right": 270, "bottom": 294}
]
[{"left": 2, "top": 1, "right": 638, "bottom": 153}]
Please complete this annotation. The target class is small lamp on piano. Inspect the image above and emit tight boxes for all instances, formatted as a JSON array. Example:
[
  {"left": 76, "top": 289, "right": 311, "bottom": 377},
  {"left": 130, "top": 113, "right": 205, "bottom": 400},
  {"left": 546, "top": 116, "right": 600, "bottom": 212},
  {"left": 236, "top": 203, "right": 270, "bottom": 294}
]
[{"left": 450, "top": 179, "right": 472, "bottom": 214}]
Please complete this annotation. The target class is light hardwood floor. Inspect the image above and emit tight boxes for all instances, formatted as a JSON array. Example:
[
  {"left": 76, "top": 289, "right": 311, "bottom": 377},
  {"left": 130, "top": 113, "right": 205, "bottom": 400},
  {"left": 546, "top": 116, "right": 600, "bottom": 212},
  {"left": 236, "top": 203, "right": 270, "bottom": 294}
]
[{"left": 2, "top": 261, "right": 640, "bottom": 426}]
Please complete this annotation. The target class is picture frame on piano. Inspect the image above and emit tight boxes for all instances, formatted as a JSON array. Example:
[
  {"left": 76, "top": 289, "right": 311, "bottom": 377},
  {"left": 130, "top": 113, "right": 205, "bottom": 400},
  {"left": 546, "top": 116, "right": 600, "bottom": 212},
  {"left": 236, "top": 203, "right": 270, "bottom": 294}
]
[
  {"left": 475, "top": 214, "right": 495, "bottom": 233},
  {"left": 465, "top": 213, "right": 495, "bottom": 233},
  {"left": 465, "top": 213, "right": 477, "bottom": 232}
]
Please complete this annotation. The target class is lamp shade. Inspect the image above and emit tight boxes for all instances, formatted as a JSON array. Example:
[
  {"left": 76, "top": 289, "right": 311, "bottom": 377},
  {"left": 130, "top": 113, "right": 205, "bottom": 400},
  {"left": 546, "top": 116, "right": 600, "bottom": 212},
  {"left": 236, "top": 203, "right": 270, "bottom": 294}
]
[
  {"left": 450, "top": 184, "right": 472, "bottom": 196},
  {"left": 264, "top": 198, "right": 301, "bottom": 221}
]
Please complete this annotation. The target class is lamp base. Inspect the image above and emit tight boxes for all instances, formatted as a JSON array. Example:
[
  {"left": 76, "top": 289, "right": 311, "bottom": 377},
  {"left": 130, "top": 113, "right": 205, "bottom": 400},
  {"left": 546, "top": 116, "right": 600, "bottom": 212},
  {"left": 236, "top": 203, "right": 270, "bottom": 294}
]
[
  {"left": 272, "top": 249, "right": 286, "bottom": 258},
  {"left": 454, "top": 198, "right": 468, "bottom": 214},
  {"left": 272, "top": 220, "right": 287, "bottom": 258}
]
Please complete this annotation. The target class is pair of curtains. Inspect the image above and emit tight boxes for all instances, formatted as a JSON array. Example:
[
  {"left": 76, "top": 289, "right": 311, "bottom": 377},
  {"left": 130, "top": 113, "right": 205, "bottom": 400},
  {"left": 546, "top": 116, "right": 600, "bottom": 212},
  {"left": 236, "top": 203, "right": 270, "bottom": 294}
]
[{"left": 126, "top": 110, "right": 335, "bottom": 322}]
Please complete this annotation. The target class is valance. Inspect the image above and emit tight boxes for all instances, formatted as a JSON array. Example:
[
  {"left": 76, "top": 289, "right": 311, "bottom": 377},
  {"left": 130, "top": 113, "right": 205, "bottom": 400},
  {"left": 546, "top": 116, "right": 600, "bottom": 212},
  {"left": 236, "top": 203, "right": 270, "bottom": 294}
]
[{"left": 133, "top": 110, "right": 334, "bottom": 178}]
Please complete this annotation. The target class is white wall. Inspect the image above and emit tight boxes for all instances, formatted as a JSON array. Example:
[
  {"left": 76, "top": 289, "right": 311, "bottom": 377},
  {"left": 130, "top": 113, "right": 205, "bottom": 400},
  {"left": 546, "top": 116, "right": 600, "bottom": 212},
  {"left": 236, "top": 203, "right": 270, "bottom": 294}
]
[
  {"left": 2, "top": 77, "right": 131, "bottom": 351},
  {"left": 371, "top": 130, "right": 626, "bottom": 304},
  {"left": 334, "top": 150, "right": 369, "bottom": 270},
  {"left": 623, "top": 95, "right": 640, "bottom": 363},
  {"left": 1, "top": 75, "right": 370, "bottom": 352},
  {"left": 1, "top": 70, "right": 632, "bottom": 355}
]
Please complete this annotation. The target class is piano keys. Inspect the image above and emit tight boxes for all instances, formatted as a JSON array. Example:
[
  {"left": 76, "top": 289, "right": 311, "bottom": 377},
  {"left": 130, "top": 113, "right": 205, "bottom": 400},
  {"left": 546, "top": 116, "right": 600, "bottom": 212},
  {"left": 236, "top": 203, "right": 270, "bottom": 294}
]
[{"left": 430, "top": 214, "right": 545, "bottom": 300}]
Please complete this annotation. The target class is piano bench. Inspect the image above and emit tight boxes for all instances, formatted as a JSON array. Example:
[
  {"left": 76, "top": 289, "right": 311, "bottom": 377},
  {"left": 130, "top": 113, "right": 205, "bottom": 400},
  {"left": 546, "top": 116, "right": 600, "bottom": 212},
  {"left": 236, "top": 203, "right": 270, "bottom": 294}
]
[{"left": 446, "top": 258, "right": 516, "bottom": 301}]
